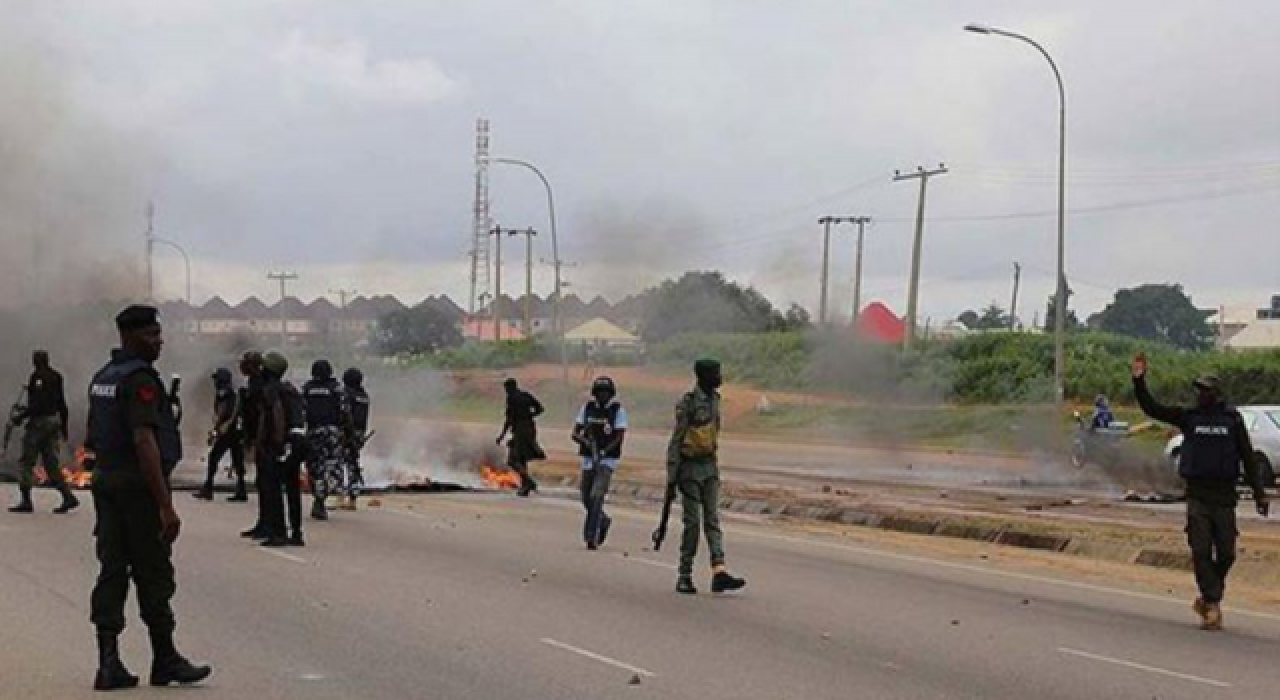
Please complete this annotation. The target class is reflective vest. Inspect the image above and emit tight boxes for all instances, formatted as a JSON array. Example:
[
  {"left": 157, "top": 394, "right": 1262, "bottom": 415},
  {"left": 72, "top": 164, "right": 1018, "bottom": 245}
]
[
  {"left": 578, "top": 401, "right": 624, "bottom": 459},
  {"left": 87, "top": 351, "right": 183, "bottom": 473}
]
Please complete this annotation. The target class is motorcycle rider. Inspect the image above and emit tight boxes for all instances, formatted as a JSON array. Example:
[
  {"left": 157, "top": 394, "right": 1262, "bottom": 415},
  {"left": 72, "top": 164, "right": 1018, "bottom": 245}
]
[{"left": 1091, "top": 395, "right": 1115, "bottom": 431}]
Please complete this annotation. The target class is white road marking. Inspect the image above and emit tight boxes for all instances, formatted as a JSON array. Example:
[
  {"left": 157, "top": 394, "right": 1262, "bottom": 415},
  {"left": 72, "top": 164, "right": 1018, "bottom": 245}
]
[
  {"left": 540, "top": 638, "right": 656, "bottom": 678},
  {"left": 258, "top": 548, "right": 306, "bottom": 564},
  {"left": 1057, "top": 647, "right": 1231, "bottom": 688},
  {"left": 613, "top": 553, "right": 677, "bottom": 570},
  {"left": 736, "top": 530, "right": 1280, "bottom": 624}
]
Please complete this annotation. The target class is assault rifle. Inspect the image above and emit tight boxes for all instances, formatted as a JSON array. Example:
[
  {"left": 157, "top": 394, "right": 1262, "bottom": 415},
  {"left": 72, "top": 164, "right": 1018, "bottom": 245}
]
[
  {"left": 3, "top": 387, "right": 28, "bottom": 455},
  {"left": 652, "top": 483, "right": 677, "bottom": 552}
]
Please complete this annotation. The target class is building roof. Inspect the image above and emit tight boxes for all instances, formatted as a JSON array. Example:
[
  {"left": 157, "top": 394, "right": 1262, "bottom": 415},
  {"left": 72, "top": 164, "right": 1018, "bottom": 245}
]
[
  {"left": 235, "top": 296, "right": 271, "bottom": 317},
  {"left": 198, "top": 297, "right": 242, "bottom": 320},
  {"left": 565, "top": 318, "right": 640, "bottom": 343},
  {"left": 461, "top": 320, "right": 527, "bottom": 342},
  {"left": 309, "top": 297, "right": 340, "bottom": 321},
  {"left": 560, "top": 294, "right": 588, "bottom": 318},
  {"left": 1225, "top": 320, "right": 1280, "bottom": 350},
  {"left": 856, "top": 302, "right": 906, "bottom": 345}
]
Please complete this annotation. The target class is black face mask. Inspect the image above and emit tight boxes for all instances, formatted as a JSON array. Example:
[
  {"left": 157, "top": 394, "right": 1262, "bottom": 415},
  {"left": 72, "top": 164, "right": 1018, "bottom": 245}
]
[
  {"left": 1196, "top": 389, "right": 1219, "bottom": 409},
  {"left": 592, "top": 390, "right": 613, "bottom": 405}
]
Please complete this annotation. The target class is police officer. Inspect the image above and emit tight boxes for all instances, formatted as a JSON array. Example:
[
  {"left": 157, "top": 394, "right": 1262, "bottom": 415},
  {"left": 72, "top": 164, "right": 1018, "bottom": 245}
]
[
  {"left": 86, "top": 305, "right": 210, "bottom": 690},
  {"left": 257, "top": 351, "right": 306, "bottom": 548},
  {"left": 666, "top": 359, "right": 745, "bottom": 595},
  {"left": 9, "top": 350, "right": 79, "bottom": 514},
  {"left": 238, "top": 351, "right": 271, "bottom": 539},
  {"left": 194, "top": 368, "right": 247, "bottom": 502},
  {"left": 1132, "top": 353, "right": 1270, "bottom": 630},
  {"left": 572, "top": 376, "right": 626, "bottom": 550},
  {"left": 496, "top": 378, "right": 545, "bottom": 497},
  {"left": 302, "top": 359, "right": 349, "bottom": 521},
  {"left": 339, "top": 367, "right": 370, "bottom": 511}
]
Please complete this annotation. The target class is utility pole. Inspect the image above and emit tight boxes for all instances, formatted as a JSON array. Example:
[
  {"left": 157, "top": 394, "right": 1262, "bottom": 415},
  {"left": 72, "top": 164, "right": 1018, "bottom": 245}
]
[
  {"left": 328, "top": 287, "right": 357, "bottom": 350},
  {"left": 1009, "top": 263, "right": 1022, "bottom": 330},
  {"left": 506, "top": 228, "right": 538, "bottom": 337},
  {"left": 893, "top": 164, "right": 948, "bottom": 352},
  {"left": 818, "top": 217, "right": 833, "bottom": 325},
  {"left": 490, "top": 225, "right": 504, "bottom": 342},
  {"left": 145, "top": 201, "right": 155, "bottom": 302},
  {"left": 267, "top": 270, "right": 299, "bottom": 349},
  {"left": 848, "top": 216, "right": 872, "bottom": 326}
]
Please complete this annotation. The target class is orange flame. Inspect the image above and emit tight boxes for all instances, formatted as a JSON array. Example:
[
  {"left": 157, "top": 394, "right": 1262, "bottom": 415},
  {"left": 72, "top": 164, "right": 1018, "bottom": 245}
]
[
  {"left": 35, "top": 446, "right": 93, "bottom": 490},
  {"left": 481, "top": 465, "right": 521, "bottom": 490}
]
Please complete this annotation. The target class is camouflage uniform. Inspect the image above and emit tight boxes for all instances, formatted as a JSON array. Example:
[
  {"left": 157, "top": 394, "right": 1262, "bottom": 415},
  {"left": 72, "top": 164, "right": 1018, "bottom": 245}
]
[{"left": 666, "top": 385, "right": 724, "bottom": 577}]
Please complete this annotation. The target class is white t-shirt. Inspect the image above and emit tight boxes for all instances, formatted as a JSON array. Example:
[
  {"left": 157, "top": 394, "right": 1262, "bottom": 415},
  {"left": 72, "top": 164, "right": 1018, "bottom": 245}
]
[{"left": 575, "top": 402, "right": 628, "bottom": 471}]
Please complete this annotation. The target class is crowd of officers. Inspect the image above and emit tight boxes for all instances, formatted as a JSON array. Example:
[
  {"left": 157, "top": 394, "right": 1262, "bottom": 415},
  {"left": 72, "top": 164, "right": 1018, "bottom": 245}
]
[{"left": 202, "top": 351, "right": 373, "bottom": 548}]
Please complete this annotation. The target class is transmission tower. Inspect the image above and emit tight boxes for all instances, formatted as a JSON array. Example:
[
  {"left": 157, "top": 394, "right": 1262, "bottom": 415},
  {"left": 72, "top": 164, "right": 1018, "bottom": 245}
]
[{"left": 469, "top": 118, "right": 493, "bottom": 316}]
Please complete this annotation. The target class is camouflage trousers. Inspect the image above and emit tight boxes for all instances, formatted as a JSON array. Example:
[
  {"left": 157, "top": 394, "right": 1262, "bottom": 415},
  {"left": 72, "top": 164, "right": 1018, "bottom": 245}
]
[
  {"left": 306, "top": 427, "right": 346, "bottom": 501},
  {"left": 19, "top": 416, "right": 66, "bottom": 490}
]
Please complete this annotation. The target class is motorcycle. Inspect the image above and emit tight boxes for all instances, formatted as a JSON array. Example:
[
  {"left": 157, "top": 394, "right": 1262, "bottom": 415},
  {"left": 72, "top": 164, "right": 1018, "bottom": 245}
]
[{"left": 1070, "top": 411, "right": 1132, "bottom": 469}]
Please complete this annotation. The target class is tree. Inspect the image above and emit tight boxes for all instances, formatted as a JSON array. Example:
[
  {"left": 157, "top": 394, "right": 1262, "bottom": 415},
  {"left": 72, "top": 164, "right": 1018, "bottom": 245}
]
[
  {"left": 784, "top": 303, "right": 812, "bottom": 329},
  {"left": 959, "top": 304, "right": 1011, "bottom": 330},
  {"left": 1090, "top": 283, "right": 1212, "bottom": 350},
  {"left": 1044, "top": 283, "right": 1081, "bottom": 331},
  {"left": 638, "top": 271, "right": 795, "bottom": 342},
  {"left": 376, "top": 303, "right": 464, "bottom": 355}
]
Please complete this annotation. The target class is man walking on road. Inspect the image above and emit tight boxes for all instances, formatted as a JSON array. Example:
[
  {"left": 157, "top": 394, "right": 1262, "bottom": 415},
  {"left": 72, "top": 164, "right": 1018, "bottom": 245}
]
[
  {"left": 496, "top": 378, "right": 545, "bottom": 497},
  {"left": 194, "top": 367, "right": 247, "bottom": 502},
  {"left": 9, "top": 350, "right": 79, "bottom": 514},
  {"left": 86, "top": 305, "right": 210, "bottom": 690},
  {"left": 1132, "top": 353, "right": 1270, "bottom": 630},
  {"left": 573, "top": 376, "right": 626, "bottom": 550},
  {"left": 667, "top": 359, "right": 745, "bottom": 595},
  {"left": 258, "top": 352, "right": 306, "bottom": 548}
]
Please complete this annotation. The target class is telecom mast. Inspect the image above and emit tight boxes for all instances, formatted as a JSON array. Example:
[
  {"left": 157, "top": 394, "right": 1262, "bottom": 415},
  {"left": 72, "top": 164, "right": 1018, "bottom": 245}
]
[{"left": 469, "top": 118, "right": 492, "bottom": 315}]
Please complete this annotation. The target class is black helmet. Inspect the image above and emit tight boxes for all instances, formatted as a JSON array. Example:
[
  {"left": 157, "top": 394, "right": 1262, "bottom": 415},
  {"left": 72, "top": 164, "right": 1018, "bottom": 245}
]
[
  {"left": 312, "top": 359, "right": 334, "bottom": 380},
  {"left": 211, "top": 367, "right": 232, "bottom": 385},
  {"left": 591, "top": 376, "right": 616, "bottom": 400},
  {"left": 342, "top": 367, "right": 363, "bottom": 388}
]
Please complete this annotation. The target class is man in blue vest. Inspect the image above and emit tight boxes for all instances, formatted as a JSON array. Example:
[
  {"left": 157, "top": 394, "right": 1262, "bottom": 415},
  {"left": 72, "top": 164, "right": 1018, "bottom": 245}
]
[
  {"left": 1133, "top": 353, "right": 1270, "bottom": 630},
  {"left": 573, "top": 376, "right": 626, "bottom": 550},
  {"left": 85, "top": 305, "right": 211, "bottom": 690}
]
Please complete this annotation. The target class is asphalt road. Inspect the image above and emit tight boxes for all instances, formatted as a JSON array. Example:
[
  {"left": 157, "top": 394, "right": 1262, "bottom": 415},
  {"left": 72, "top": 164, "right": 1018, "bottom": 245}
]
[{"left": 2, "top": 487, "right": 1279, "bottom": 699}]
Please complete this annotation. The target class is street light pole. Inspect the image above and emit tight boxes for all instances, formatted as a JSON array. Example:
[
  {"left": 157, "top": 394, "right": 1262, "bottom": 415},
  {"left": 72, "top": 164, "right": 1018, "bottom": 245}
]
[
  {"left": 489, "top": 157, "right": 570, "bottom": 392},
  {"left": 150, "top": 236, "right": 192, "bottom": 306},
  {"left": 965, "top": 23, "right": 1068, "bottom": 402}
]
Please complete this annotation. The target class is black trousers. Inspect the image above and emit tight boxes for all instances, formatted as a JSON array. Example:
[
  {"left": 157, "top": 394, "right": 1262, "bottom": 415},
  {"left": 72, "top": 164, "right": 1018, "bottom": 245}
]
[
  {"left": 90, "top": 476, "right": 176, "bottom": 637},
  {"left": 1186, "top": 498, "right": 1238, "bottom": 604},
  {"left": 204, "top": 434, "right": 245, "bottom": 491},
  {"left": 260, "top": 450, "right": 303, "bottom": 538}
]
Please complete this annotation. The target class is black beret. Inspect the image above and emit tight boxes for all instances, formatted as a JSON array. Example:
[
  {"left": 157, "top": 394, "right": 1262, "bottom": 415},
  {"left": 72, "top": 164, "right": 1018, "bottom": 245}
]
[{"left": 115, "top": 304, "right": 160, "bottom": 332}]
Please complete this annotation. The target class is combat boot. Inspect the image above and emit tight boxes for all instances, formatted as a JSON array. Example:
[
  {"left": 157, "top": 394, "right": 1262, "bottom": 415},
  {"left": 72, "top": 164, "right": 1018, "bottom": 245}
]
[
  {"left": 676, "top": 576, "right": 698, "bottom": 595},
  {"left": 93, "top": 634, "right": 139, "bottom": 691},
  {"left": 9, "top": 487, "right": 34, "bottom": 513},
  {"left": 192, "top": 486, "right": 213, "bottom": 501},
  {"left": 149, "top": 631, "right": 211, "bottom": 687},
  {"left": 288, "top": 531, "right": 306, "bottom": 547},
  {"left": 260, "top": 534, "right": 290, "bottom": 547},
  {"left": 1202, "top": 603, "right": 1224, "bottom": 631},
  {"left": 311, "top": 498, "right": 329, "bottom": 521},
  {"left": 54, "top": 487, "right": 80, "bottom": 514},
  {"left": 711, "top": 570, "right": 747, "bottom": 593},
  {"left": 227, "top": 489, "right": 248, "bottom": 502},
  {"left": 240, "top": 525, "right": 267, "bottom": 539}
]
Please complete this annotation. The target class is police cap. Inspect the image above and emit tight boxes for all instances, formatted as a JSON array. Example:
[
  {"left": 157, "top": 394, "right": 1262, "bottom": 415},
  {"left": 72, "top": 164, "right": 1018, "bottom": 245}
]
[
  {"left": 1192, "top": 374, "right": 1222, "bottom": 393},
  {"left": 115, "top": 304, "right": 160, "bottom": 332}
]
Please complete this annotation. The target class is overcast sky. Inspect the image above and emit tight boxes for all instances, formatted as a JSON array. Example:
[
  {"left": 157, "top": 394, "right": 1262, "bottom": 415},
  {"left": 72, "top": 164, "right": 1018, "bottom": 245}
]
[{"left": 4, "top": 0, "right": 1278, "bottom": 324}]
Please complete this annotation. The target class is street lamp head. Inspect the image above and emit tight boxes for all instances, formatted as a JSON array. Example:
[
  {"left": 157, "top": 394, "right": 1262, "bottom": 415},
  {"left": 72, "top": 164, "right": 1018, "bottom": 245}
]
[{"left": 964, "top": 23, "right": 993, "bottom": 34}]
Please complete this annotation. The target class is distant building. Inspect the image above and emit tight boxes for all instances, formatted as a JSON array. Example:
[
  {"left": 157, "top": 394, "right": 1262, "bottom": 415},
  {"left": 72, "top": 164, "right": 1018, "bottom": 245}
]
[{"left": 1220, "top": 295, "right": 1280, "bottom": 350}]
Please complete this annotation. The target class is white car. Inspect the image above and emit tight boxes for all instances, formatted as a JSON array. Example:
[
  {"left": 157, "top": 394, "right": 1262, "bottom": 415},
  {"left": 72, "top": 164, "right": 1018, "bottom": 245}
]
[{"left": 1164, "top": 405, "right": 1280, "bottom": 488}]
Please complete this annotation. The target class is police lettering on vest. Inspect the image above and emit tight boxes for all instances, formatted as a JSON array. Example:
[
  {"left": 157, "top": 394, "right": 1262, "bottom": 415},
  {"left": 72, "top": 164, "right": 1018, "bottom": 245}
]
[
  {"left": 87, "top": 351, "right": 183, "bottom": 474},
  {"left": 1178, "top": 409, "right": 1243, "bottom": 482},
  {"left": 348, "top": 387, "right": 371, "bottom": 434},
  {"left": 302, "top": 378, "right": 345, "bottom": 429}
]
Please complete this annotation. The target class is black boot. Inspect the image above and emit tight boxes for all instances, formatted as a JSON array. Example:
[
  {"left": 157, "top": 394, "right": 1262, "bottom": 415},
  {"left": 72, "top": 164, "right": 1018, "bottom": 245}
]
[
  {"left": 288, "top": 530, "right": 306, "bottom": 547},
  {"left": 676, "top": 576, "right": 698, "bottom": 595},
  {"left": 54, "top": 487, "right": 80, "bottom": 514},
  {"left": 8, "top": 487, "right": 34, "bottom": 513},
  {"left": 240, "top": 524, "right": 267, "bottom": 539},
  {"left": 260, "top": 534, "right": 290, "bottom": 547},
  {"left": 149, "top": 631, "right": 212, "bottom": 687},
  {"left": 711, "top": 570, "right": 747, "bottom": 593},
  {"left": 227, "top": 484, "right": 248, "bottom": 502},
  {"left": 311, "top": 498, "right": 328, "bottom": 521},
  {"left": 93, "top": 634, "right": 139, "bottom": 691},
  {"left": 192, "top": 485, "right": 213, "bottom": 501},
  {"left": 598, "top": 514, "right": 612, "bottom": 546}
]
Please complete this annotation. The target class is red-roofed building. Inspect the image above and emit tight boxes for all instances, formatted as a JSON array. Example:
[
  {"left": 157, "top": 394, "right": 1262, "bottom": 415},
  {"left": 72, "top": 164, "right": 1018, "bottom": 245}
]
[
  {"left": 856, "top": 302, "right": 906, "bottom": 345},
  {"left": 462, "top": 319, "right": 527, "bottom": 342}
]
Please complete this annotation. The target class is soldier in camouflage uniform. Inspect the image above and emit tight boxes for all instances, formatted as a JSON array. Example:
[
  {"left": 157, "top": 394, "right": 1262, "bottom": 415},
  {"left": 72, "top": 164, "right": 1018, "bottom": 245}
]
[{"left": 666, "top": 359, "right": 746, "bottom": 595}]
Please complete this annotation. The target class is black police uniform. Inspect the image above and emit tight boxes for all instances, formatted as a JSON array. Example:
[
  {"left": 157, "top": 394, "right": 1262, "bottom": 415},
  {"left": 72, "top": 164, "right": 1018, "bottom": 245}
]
[
  {"left": 345, "top": 383, "right": 370, "bottom": 499},
  {"left": 504, "top": 389, "right": 545, "bottom": 496},
  {"left": 240, "top": 373, "right": 268, "bottom": 536},
  {"left": 202, "top": 379, "right": 246, "bottom": 499},
  {"left": 259, "top": 376, "right": 307, "bottom": 543},
  {"left": 86, "top": 349, "right": 183, "bottom": 643},
  {"left": 1134, "top": 375, "right": 1267, "bottom": 604}
]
